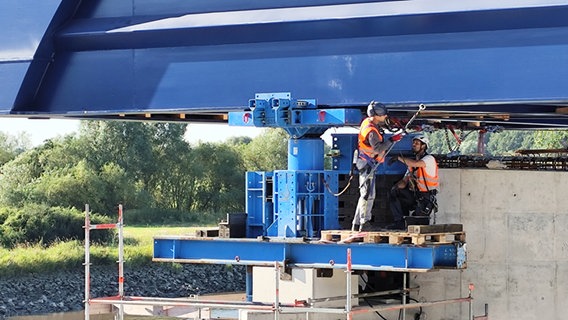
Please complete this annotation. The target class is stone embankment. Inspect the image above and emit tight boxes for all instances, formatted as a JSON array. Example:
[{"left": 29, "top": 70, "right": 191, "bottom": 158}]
[{"left": 0, "top": 264, "right": 246, "bottom": 319}]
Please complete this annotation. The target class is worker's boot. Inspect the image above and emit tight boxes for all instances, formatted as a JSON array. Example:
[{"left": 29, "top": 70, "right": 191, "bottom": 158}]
[{"left": 359, "top": 221, "right": 373, "bottom": 232}]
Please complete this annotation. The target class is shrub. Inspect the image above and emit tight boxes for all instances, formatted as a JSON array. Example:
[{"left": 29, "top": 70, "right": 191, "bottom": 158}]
[{"left": 0, "top": 204, "right": 114, "bottom": 248}]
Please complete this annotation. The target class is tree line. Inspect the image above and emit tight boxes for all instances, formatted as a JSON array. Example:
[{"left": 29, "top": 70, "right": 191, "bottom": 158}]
[
  {"left": 0, "top": 122, "right": 287, "bottom": 247},
  {"left": 0, "top": 122, "right": 566, "bottom": 247},
  {"left": 426, "top": 129, "right": 568, "bottom": 155}
]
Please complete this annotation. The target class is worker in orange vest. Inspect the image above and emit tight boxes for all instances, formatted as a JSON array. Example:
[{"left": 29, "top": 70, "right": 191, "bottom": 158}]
[
  {"left": 352, "top": 101, "right": 403, "bottom": 232},
  {"left": 388, "top": 135, "right": 439, "bottom": 230}
]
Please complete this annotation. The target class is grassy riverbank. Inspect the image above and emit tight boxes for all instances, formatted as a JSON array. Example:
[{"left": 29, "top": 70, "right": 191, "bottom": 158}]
[{"left": 0, "top": 226, "right": 201, "bottom": 277}]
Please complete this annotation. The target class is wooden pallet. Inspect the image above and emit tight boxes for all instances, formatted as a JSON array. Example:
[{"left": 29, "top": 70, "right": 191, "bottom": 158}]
[
  {"left": 388, "top": 231, "right": 466, "bottom": 245},
  {"left": 320, "top": 228, "right": 466, "bottom": 245},
  {"left": 321, "top": 230, "right": 378, "bottom": 242}
]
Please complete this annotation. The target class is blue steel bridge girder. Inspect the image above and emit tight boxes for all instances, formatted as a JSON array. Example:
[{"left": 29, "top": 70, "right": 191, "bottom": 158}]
[
  {"left": 153, "top": 237, "right": 465, "bottom": 272},
  {"left": 4, "top": 0, "right": 568, "bottom": 129}
]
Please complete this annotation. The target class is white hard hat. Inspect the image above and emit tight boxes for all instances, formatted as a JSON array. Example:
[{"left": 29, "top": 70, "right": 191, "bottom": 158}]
[{"left": 413, "top": 135, "right": 429, "bottom": 148}]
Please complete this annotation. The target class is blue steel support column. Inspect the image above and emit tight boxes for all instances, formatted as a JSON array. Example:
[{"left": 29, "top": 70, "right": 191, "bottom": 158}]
[{"left": 288, "top": 139, "right": 324, "bottom": 171}]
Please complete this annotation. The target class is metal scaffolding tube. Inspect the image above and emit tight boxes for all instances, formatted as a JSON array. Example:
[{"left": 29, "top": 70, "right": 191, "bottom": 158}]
[
  {"left": 83, "top": 204, "right": 90, "bottom": 320},
  {"left": 89, "top": 297, "right": 276, "bottom": 311},
  {"left": 307, "top": 288, "right": 408, "bottom": 305},
  {"left": 349, "top": 296, "right": 473, "bottom": 315},
  {"left": 84, "top": 204, "right": 125, "bottom": 320},
  {"left": 345, "top": 248, "right": 353, "bottom": 320},
  {"left": 273, "top": 261, "right": 280, "bottom": 320},
  {"left": 117, "top": 204, "right": 125, "bottom": 319},
  {"left": 88, "top": 294, "right": 473, "bottom": 316},
  {"left": 402, "top": 272, "right": 407, "bottom": 320}
]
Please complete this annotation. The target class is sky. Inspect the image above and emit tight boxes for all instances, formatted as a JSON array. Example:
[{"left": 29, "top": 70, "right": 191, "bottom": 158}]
[
  {"left": 0, "top": 118, "right": 80, "bottom": 146},
  {"left": 0, "top": 118, "right": 265, "bottom": 147}
]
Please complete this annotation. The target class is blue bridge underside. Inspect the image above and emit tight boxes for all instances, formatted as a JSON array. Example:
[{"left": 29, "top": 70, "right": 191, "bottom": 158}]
[
  {"left": 2, "top": 1, "right": 568, "bottom": 129},
  {"left": 153, "top": 237, "right": 460, "bottom": 272}
]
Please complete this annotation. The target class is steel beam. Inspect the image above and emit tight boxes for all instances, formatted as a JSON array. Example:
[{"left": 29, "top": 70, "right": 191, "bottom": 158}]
[
  {"left": 153, "top": 237, "right": 463, "bottom": 272},
  {"left": 3, "top": 0, "right": 568, "bottom": 128}
]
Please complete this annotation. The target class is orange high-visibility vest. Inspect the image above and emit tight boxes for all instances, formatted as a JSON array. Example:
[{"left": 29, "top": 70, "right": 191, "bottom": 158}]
[
  {"left": 409, "top": 158, "right": 439, "bottom": 192},
  {"left": 358, "top": 117, "right": 385, "bottom": 163}
]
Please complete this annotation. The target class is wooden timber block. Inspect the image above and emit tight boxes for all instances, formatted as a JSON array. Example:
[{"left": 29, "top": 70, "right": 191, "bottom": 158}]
[
  {"left": 407, "top": 224, "right": 463, "bottom": 234},
  {"left": 410, "top": 232, "right": 466, "bottom": 245},
  {"left": 195, "top": 227, "right": 219, "bottom": 238}
]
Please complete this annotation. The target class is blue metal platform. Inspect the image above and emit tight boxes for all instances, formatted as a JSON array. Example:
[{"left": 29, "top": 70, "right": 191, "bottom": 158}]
[{"left": 153, "top": 236, "right": 465, "bottom": 272}]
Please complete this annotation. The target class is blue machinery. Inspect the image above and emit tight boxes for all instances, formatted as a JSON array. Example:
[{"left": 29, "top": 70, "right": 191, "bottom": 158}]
[{"left": 153, "top": 94, "right": 467, "bottom": 315}]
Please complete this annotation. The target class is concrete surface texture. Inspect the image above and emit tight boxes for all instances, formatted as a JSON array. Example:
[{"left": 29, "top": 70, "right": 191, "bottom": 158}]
[{"left": 414, "top": 168, "right": 568, "bottom": 320}]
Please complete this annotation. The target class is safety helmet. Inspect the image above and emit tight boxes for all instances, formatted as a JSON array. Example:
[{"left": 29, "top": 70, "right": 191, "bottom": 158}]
[
  {"left": 367, "top": 101, "right": 388, "bottom": 117},
  {"left": 413, "top": 135, "right": 429, "bottom": 148}
]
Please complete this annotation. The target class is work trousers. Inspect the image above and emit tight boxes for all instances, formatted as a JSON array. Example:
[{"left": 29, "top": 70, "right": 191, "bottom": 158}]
[
  {"left": 389, "top": 188, "right": 437, "bottom": 223},
  {"left": 352, "top": 166, "right": 376, "bottom": 226}
]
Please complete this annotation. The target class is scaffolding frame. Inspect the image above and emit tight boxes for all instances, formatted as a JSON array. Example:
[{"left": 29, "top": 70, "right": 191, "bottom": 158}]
[
  {"left": 83, "top": 205, "right": 480, "bottom": 320},
  {"left": 84, "top": 204, "right": 125, "bottom": 320}
]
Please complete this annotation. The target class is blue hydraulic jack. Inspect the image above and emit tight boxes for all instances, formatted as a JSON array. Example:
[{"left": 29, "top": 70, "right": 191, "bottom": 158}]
[{"left": 228, "top": 92, "right": 364, "bottom": 238}]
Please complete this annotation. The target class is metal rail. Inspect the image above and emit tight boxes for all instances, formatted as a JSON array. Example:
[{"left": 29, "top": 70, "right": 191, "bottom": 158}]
[{"left": 437, "top": 154, "right": 568, "bottom": 171}]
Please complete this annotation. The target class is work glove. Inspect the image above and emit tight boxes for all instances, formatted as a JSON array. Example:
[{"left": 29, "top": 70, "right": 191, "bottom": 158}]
[
  {"left": 387, "top": 156, "right": 399, "bottom": 165},
  {"left": 389, "top": 133, "right": 404, "bottom": 142}
]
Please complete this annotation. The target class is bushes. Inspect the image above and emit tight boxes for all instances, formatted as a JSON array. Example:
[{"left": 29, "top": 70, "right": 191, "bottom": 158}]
[
  {"left": 0, "top": 204, "right": 113, "bottom": 248},
  {"left": 124, "top": 208, "right": 217, "bottom": 225}
]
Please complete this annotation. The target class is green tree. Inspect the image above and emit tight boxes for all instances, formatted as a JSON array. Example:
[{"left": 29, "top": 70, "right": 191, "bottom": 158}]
[
  {"left": 226, "top": 136, "right": 253, "bottom": 146},
  {"left": 485, "top": 130, "right": 536, "bottom": 155},
  {"left": 0, "top": 131, "right": 30, "bottom": 166},
  {"left": 533, "top": 130, "right": 568, "bottom": 149},
  {"left": 240, "top": 128, "right": 288, "bottom": 171},
  {"left": 423, "top": 130, "right": 477, "bottom": 155},
  {"left": 0, "top": 123, "right": 153, "bottom": 214},
  {"left": 191, "top": 142, "right": 245, "bottom": 216},
  {"left": 146, "top": 123, "right": 194, "bottom": 211},
  {"left": 78, "top": 121, "right": 156, "bottom": 183},
  {"left": 0, "top": 146, "right": 47, "bottom": 207}
]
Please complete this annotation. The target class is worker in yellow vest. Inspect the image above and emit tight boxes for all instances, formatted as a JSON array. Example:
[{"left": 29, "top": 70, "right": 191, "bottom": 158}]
[
  {"left": 352, "top": 101, "right": 403, "bottom": 232},
  {"left": 388, "top": 135, "right": 439, "bottom": 230}
]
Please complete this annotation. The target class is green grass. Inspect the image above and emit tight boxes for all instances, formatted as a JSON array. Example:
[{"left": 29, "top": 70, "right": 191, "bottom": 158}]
[{"left": 0, "top": 225, "right": 203, "bottom": 277}]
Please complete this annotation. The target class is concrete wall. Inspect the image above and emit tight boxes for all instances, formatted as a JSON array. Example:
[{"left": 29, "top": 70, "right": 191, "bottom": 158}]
[{"left": 413, "top": 169, "right": 568, "bottom": 320}]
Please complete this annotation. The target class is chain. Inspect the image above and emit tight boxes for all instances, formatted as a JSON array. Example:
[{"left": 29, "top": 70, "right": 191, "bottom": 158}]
[
  {"left": 444, "top": 127, "right": 475, "bottom": 154},
  {"left": 444, "top": 127, "right": 458, "bottom": 153}
]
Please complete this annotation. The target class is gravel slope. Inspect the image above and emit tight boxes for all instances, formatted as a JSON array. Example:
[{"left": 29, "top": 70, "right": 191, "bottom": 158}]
[{"left": 0, "top": 264, "right": 246, "bottom": 319}]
